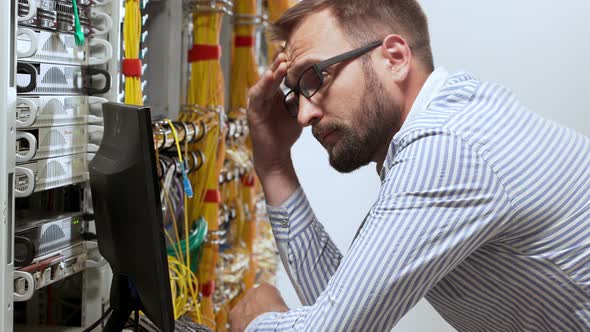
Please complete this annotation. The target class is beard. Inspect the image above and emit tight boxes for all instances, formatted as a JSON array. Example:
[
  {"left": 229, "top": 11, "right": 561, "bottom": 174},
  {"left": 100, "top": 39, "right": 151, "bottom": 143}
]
[{"left": 313, "top": 63, "right": 402, "bottom": 173}]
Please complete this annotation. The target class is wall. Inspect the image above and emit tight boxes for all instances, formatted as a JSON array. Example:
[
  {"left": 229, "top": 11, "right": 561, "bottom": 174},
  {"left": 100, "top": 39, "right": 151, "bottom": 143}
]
[{"left": 276, "top": 1, "right": 590, "bottom": 331}]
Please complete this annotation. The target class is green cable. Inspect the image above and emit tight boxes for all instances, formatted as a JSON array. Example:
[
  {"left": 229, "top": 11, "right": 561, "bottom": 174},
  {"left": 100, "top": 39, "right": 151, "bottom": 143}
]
[
  {"left": 166, "top": 217, "right": 208, "bottom": 257},
  {"left": 72, "top": 0, "right": 84, "bottom": 46}
]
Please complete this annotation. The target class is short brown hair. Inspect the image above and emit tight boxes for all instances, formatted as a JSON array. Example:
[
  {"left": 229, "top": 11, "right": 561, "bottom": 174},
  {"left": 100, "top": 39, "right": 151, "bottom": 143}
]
[{"left": 270, "top": 0, "right": 434, "bottom": 71}]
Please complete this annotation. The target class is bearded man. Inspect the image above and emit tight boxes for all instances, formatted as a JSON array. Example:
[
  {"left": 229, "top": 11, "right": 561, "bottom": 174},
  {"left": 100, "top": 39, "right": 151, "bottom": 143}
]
[{"left": 230, "top": 1, "right": 590, "bottom": 331}]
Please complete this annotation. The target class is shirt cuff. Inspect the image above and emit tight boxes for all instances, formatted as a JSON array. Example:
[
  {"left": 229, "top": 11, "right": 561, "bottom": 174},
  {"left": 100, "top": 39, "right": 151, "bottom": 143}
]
[{"left": 266, "top": 186, "right": 315, "bottom": 243}]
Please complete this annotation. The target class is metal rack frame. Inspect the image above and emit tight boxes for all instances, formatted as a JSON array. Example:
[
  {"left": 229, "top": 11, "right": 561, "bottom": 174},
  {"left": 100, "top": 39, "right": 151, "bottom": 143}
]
[
  {"left": 1, "top": 0, "right": 18, "bottom": 331},
  {"left": 2, "top": 0, "right": 121, "bottom": 330}
]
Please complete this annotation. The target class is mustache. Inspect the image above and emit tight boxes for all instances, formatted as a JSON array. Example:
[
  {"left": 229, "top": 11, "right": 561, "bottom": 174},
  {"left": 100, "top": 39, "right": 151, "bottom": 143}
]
[{"left": 312, "top": 123, "right": 342, "bottom": 140}]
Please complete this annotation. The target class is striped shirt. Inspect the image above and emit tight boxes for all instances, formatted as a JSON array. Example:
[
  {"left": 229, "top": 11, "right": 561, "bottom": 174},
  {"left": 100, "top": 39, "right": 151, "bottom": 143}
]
[{"left": 247, "top": 68, "right": 590, "bottom": 331}]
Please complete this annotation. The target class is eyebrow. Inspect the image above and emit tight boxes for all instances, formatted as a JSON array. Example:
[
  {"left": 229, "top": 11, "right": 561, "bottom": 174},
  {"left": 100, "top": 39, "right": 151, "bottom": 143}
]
[{"left": 285, "top": 58, "right": 317, "bottom": 89}]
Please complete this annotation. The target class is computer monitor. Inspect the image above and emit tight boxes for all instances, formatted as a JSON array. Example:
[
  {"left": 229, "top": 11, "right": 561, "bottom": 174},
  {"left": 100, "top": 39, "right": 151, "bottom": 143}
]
[{"left": 89, "top": 102, "right": 174, "bottom": 332}]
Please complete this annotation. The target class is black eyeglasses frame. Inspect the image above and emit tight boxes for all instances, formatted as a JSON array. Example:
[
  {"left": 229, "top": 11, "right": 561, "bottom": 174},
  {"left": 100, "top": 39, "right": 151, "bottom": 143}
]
[{"left": 283, "top": 40, "right": 383, "bottom": 117}]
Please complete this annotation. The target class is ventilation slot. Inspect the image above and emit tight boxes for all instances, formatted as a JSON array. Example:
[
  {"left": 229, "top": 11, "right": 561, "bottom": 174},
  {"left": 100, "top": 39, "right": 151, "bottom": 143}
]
[
  {"left": 46, "top": 129, "right": 68, "bottom": 147},
  {"left": 40, "top": 160, "right": 67, "bottom": 180},
  {"left": 42, "top": 98, "right": 67, "bottom": 116},
  {"left": 41, "top": 34, "right": 68, "bottom": 54},
  {"left": 39, "top": 224, "right": 67, "bottom": 255},
  {"left": 41, "top": 67, "right": 68, "bottom": 85}
]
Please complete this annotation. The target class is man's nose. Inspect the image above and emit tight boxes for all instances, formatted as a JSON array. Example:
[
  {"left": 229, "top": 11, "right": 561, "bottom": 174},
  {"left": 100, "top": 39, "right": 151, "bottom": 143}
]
[{"left": 297, "top": 96, "right": 323, "bottom": 127}]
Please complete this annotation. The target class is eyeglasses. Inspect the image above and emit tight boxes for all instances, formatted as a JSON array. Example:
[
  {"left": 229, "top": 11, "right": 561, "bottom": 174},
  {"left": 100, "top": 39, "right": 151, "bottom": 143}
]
[{"left": 283, "top": 40, "right": 382, "bottom": 118}]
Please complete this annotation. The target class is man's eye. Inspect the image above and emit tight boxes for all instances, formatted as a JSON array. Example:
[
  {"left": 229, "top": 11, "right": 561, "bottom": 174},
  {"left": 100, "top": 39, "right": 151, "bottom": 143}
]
[{"left": 319, "top": 71, "right": 331, "bottom": 85}]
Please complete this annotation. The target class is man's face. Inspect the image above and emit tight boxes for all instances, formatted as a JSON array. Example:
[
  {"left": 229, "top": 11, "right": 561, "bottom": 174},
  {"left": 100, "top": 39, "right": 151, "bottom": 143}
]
[{"left": 286, "top": 10, "right": 402, "bottom": 173}]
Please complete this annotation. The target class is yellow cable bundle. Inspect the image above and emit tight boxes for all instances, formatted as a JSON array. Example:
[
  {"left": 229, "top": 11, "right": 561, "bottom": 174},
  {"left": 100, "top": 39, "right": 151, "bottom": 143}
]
[
  {"left": 200, "top": 122, "right": 225, "bottom": 241},
  {"left": 168, "top": 255, "right": 201, "bottom": 320},
  {"left": 160, "top": 122, "right": 204, "bottom": 323},
  {"left": 183, "top": 9, "right": 226, "bottom": 327},
  {"left": 266, "top": 0, "right": 296, "bottom": 62},
  {"left": 208, "top": 126, "right": 229, "bottom": 330},
  {"left": 215, "top": 303, "right": 230, "bottom": 332},
  {"left": 187, "top": 119, "right": 219, "bottom": 224},
  {"left": 184, "top": 6, "right": 225, "bottom": 229},
  {"left": 241, "top": 172, "right": 256, "bottom": 253},
  {"left": 199, "top": 126, "right": 222, "bottom": 235},
  {"left": 188, "top": 121, "right": 222, "bottom": 330},
  {"left": 230, "top": 0, "right": 267, "bottom": 297},
  {"left": 187, "top": 12, "right": 224, "bottom": 106},
  {"left": 230, "top": 0, "right": 259, "bottom": 118},
  {"left": 123, "top": 0, "right": 143, "bottom": 105},
  {"left": 241, "top": 171, "right": 258, "bottom": 291},
  {"left": 219, "top": 146, "right": 252, "bottom": 308}
]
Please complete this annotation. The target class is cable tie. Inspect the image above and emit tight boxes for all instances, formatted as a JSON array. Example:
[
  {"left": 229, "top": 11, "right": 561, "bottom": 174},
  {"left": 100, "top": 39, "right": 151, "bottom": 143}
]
[
  {"left": 122, "top": 58, "right": 143, "bottom": 77},
  {"left": 241, "top": 174, "right": 255, "bottom": 187},
  {"left": 204, "top": 189, "right": 221, "bottom": 203},
  {"left": 235, "top": 36, "right": 255, "bottom": 47},
  {"left": 188, "top": 44, "right": 222, "bottom": 62},
  {"left": 200, "top": 281, "right": 215, "bottom": 297}
]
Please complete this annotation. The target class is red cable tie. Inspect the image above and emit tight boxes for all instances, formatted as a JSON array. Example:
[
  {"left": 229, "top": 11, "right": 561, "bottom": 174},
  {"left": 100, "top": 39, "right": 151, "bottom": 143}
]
[
  {"left": 121, "top": 58, "right": 142, "bottom": 77},
  {"left": 200, "top": 281, "right": 215, "bottom": 297},
  {"left": 204, "top": 189, "right": 221, "bottom": 203},
  {"left": 235, "top": 36, "right": 255, "bottom": 47},
  {"left": 242, "top": 175, "right": 256, "bottom": 187},
  {"left": 188, "top": 44, "right": 222, "bottom": 62}
]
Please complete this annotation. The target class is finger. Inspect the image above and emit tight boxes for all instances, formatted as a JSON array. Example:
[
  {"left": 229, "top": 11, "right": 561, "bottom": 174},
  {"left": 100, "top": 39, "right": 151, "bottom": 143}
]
[
  {"left": 270, "top": 54, "right": 282, "bottom": 72},
  {"left": 270, "top": 52, "right": 287, "bottom": 72},
  {"left": 275, "top": 61, "right": 289, "bottom": 79},
  {"left": 268, "top": 62, "right": 289, "bottom": 94},
  {"left": 250, "top": 62, "right": 288, "bottom": 105},
  {"left": 270, "top": 44, "right": 286, "bottom": 62},
  {"left": 248, "top": 69, "right": 274, "bottom": 106}
]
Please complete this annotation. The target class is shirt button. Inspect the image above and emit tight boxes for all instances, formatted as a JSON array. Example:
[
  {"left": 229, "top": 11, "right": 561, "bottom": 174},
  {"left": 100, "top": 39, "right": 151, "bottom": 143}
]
[{"left": 281, "top": 219, "right": 289, "bottom": 228}]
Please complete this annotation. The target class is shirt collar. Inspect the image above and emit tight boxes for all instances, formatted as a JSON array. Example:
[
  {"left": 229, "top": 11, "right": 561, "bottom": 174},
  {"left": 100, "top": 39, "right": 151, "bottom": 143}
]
[{"left": 379, "top": 67, "right": 449, "bottom": 181}]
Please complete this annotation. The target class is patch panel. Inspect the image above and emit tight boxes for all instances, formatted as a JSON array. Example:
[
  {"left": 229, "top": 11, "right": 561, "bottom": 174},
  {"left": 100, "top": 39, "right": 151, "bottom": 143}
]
[
  {"left": 14, "top": 153, "right": 94, "bottom": 198},
  {"left": 16, "top": 125, "right": 95, "bottom": 162},
  {"left": 16, "top": 62, "right": 110, "bottom": 95},
  {"left": 17, "top": 28, "right": 112, "bottom": 66},
  {"left": 16, "top": 95, "right": 105, "bottom": 128},
  {"left": 13, "top": 242, "right": 104, "bottom": 303},
  {"left": 17, "top": 0, "right": 113, "bottom": 36},
  {"left": 14, "top": 212, "right": 85, "bottom": 268}
]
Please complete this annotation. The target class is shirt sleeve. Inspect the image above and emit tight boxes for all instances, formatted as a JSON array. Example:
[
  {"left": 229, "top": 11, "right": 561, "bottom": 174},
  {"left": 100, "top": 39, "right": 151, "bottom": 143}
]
[
  {"left": 247, "top": 132, "right": 513, "bottom": 331},
  {"left": 265, "top": 187, "right": 344, "bottom": 305}
]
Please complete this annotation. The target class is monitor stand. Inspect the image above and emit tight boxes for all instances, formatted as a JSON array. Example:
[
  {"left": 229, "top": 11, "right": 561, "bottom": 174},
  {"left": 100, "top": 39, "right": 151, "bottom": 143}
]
[{"left": 105, "top": 274, "right": 141, "bottom": 332}]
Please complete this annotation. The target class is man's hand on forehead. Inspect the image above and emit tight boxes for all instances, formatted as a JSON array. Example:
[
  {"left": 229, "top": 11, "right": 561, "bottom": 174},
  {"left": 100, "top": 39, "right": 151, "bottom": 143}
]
[
  {"left": 269, "top": 52, "right": 293, "bottom": 91},
  {"left": 277, "top": 43, "right": 299, "bottom": 88}
]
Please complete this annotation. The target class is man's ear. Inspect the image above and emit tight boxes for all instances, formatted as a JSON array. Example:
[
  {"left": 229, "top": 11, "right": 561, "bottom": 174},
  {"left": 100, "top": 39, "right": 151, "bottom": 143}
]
[{"left": 380, "top": 34, "right": 412, "bottom": 83}]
